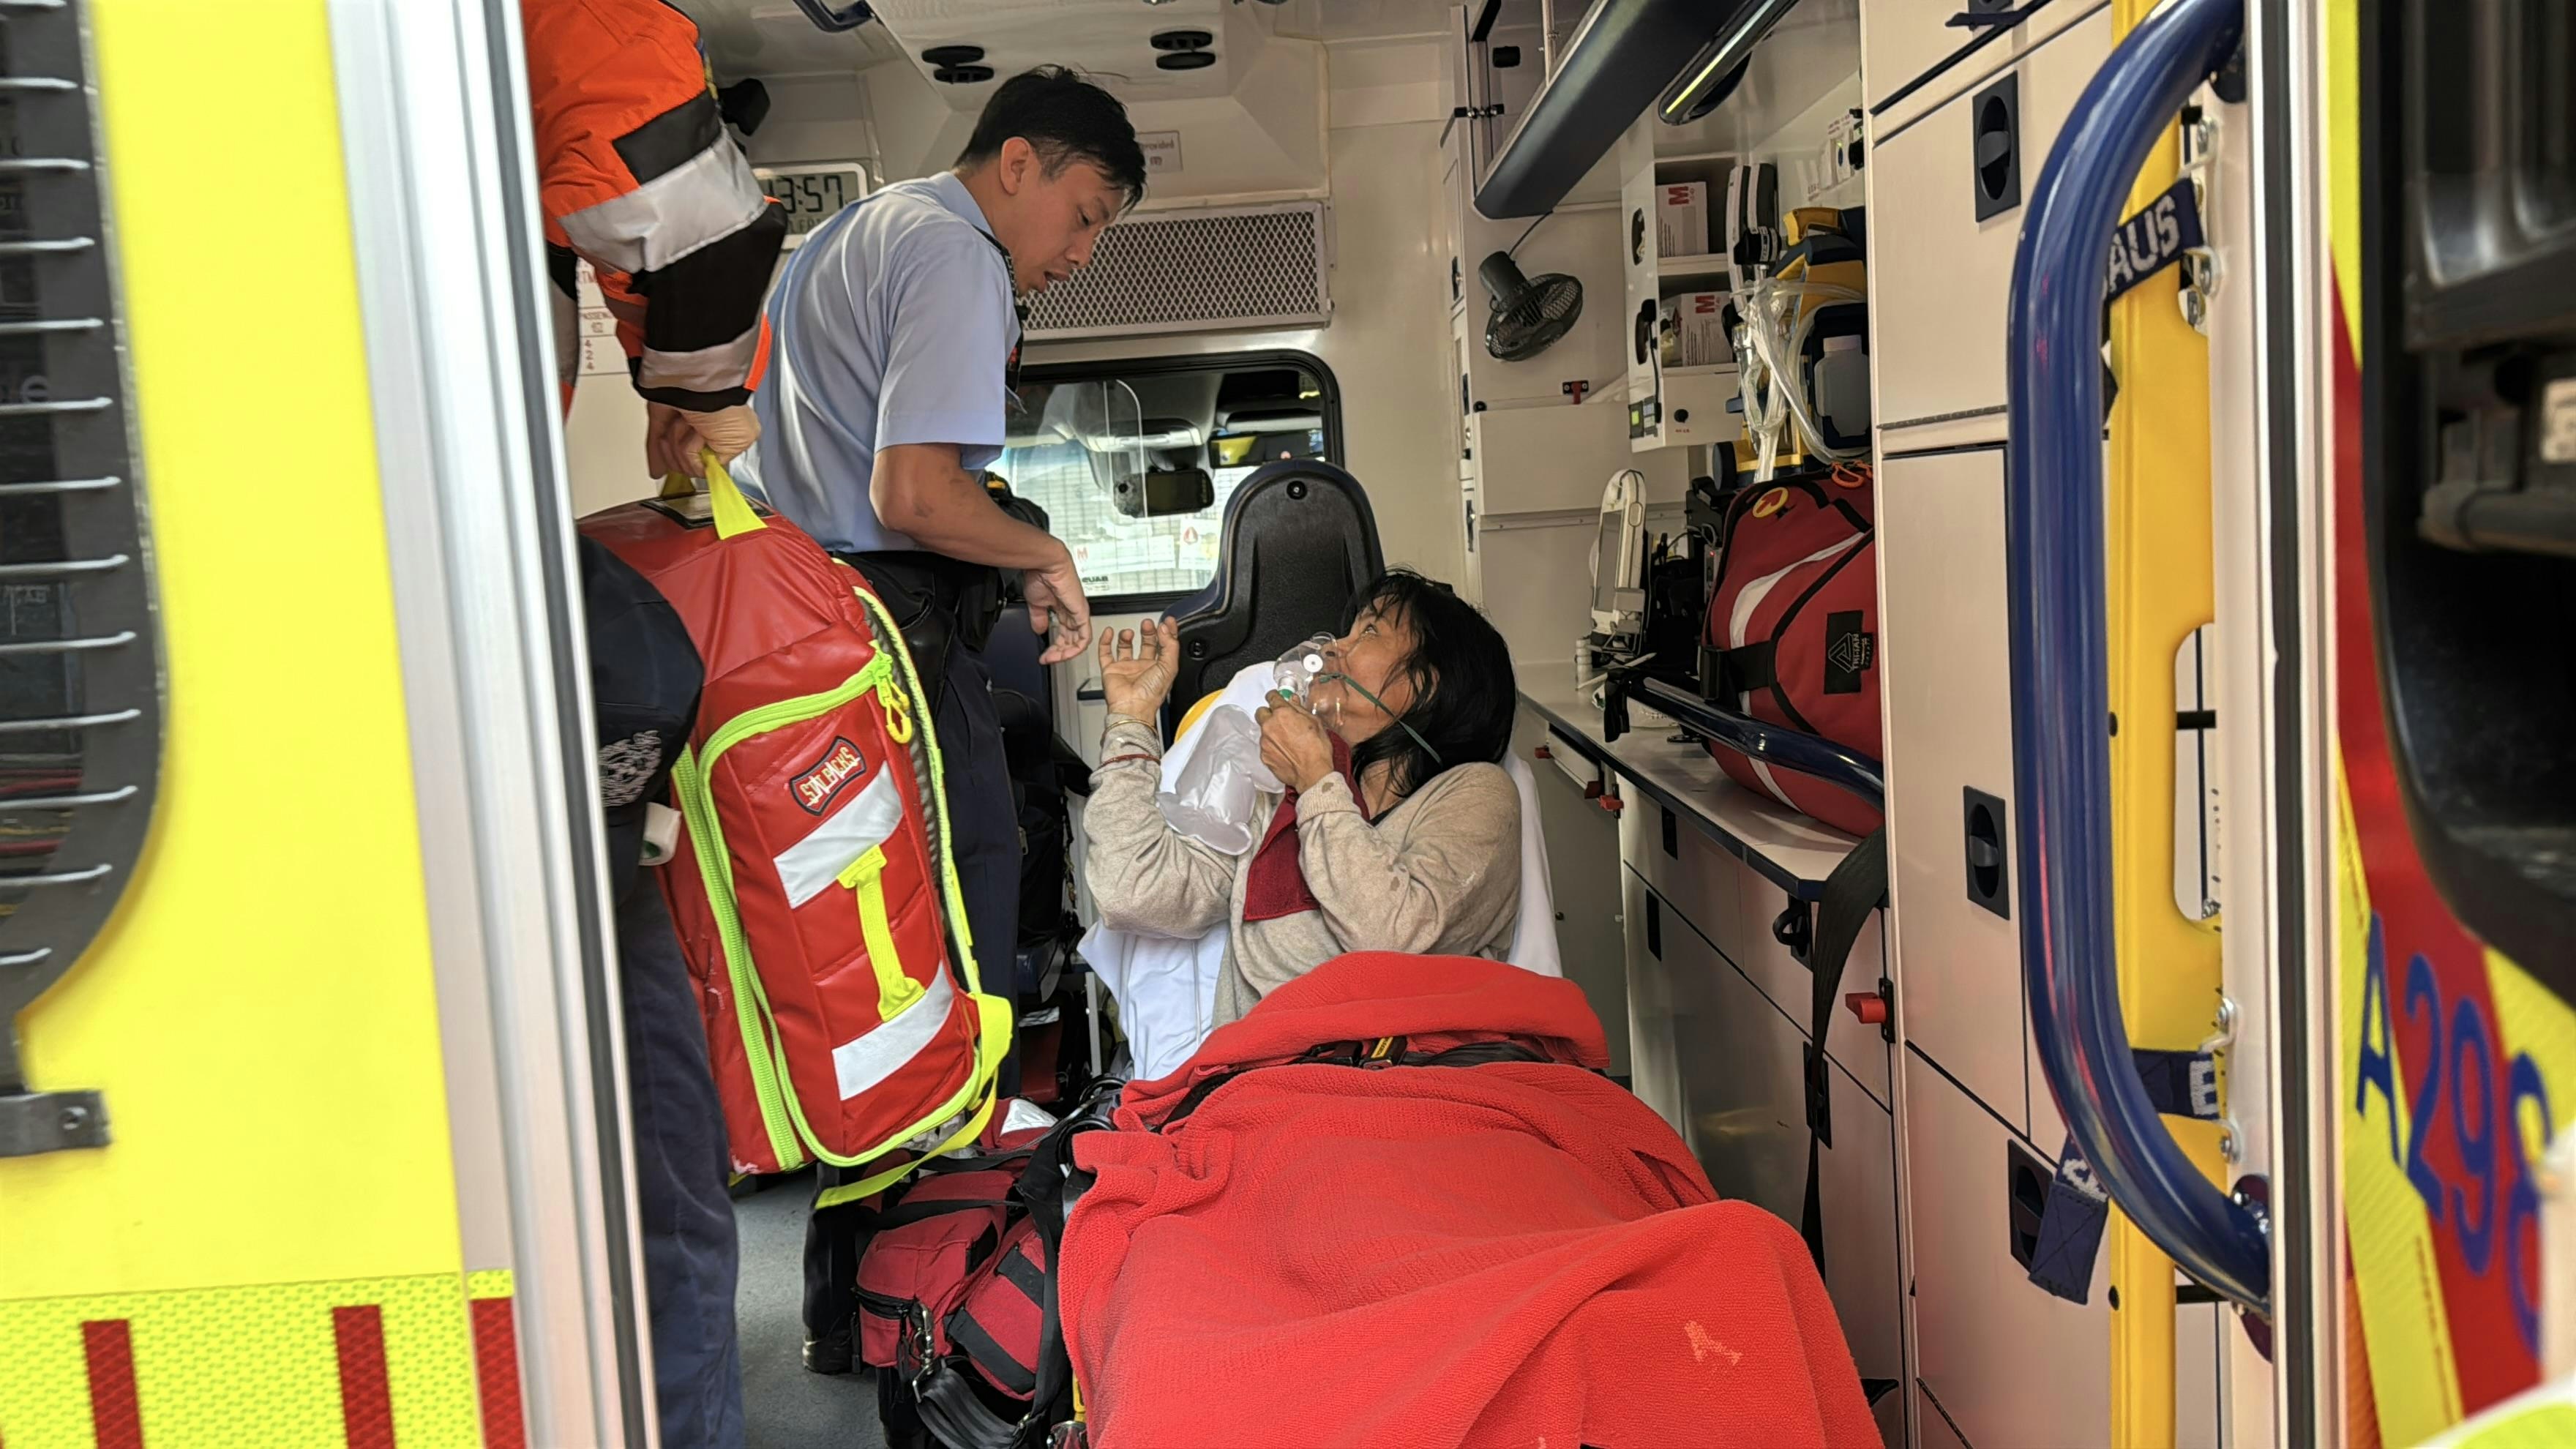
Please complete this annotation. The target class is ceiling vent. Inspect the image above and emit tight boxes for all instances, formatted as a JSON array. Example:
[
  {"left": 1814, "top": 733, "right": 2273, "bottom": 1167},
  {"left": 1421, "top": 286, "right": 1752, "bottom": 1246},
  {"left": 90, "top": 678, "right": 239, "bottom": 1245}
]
[
  {"left": 1021, "top": 202, "right": 1330, "bottom": 342},
  {"left": 921, "top": 43, "right": 992, "bottom": 83}
]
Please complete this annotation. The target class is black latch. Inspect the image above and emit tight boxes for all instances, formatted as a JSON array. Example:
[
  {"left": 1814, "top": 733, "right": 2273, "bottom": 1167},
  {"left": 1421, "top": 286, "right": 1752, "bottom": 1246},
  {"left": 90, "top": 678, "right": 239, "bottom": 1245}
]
[
  {"left": 1964, "top": 786, "right": 2011, "bottom": 919},
  {"left": 1803, "top": 1043, "right": 1833, "bottom": 1147},
  {"left": 2007, "top": 1140, "right": 2051, "bottom": 1270},
  {"left": 1950, "top": 1, "right": 2045, "bottom": 29},
  {"left": 1971, "top": 72, "right": 2023, "bottom": 221},
  {"left": 1774, "top": 895, "right": 1814, "bottom": 962}
]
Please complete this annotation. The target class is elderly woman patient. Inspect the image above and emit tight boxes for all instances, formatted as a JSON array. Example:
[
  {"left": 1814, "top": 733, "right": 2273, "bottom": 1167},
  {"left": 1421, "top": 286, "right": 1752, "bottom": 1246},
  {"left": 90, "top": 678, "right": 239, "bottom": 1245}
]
[{"left": 1085, "top": 570, "right": 1524, "bottom": 1027}]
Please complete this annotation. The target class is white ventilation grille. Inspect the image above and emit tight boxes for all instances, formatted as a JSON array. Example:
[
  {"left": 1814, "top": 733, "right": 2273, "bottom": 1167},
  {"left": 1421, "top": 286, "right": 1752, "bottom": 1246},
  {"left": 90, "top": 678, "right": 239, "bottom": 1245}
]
[{"left": 1022, "top": 202, "right": 1330, "bottom": 341}]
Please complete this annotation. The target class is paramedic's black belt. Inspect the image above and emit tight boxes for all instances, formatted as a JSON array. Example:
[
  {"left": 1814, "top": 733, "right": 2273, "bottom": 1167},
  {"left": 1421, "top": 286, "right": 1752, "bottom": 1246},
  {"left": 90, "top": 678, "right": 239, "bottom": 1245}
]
[{"left": 840, "top": 551, "right": 1006, "bottom": 717}]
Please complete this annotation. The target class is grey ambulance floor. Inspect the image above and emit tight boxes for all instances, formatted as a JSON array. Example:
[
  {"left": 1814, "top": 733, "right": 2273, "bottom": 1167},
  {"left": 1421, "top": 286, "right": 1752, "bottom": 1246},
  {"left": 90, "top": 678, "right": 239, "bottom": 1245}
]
[{"left": 735, "top": 1172, "right": 888, "bottom": 1449}]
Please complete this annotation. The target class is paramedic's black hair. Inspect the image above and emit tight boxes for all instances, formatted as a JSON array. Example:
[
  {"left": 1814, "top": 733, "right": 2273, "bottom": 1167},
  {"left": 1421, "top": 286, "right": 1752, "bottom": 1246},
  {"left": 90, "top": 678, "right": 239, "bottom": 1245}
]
[
  {"left": 1341, "top": 570, "right": 1516, "bottom": 804},
  {"left": 956, "top": 66, "right": 1148, "bottom": 208}
]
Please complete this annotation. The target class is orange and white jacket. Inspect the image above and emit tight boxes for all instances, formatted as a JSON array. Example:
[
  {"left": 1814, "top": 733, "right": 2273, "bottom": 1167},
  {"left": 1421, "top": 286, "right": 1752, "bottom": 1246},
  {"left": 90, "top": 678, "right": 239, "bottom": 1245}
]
[{"left": 522, "top": 0, "right": 785, "bottom": 411}]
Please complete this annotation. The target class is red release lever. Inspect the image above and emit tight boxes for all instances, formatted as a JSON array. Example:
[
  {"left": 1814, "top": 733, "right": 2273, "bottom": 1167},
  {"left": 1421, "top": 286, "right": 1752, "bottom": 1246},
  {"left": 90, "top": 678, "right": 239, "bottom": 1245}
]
[
  {"left": 1843, "top": 991, "right": 1889, "bottom": 1025},
  {"left": 1599, "top": 793, "right": 1623, "bottom": 813},
  {"left": 1534, "top": 744, "right": 1554, "bottom": 760}
]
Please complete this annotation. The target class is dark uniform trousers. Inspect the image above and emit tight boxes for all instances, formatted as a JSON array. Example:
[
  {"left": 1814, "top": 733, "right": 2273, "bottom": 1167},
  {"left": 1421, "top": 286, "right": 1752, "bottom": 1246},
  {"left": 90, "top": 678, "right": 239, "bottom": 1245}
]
[
  {"left": 585, "top": 533, "right": 746, "bottom": 1448},
  {"left": 620, "top": 878, "right": 749, "bottom": 1447}
]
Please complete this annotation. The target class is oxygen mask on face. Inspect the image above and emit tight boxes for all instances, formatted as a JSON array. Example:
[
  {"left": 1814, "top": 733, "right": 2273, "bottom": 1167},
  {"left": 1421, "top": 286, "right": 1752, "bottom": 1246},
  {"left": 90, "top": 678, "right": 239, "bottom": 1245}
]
[
  {"left": 1272, "top": 633, "right": 1339, "bottom": 708},
  {"left": 1274, "top": 632, "right": 1444, "bottom": 766}
]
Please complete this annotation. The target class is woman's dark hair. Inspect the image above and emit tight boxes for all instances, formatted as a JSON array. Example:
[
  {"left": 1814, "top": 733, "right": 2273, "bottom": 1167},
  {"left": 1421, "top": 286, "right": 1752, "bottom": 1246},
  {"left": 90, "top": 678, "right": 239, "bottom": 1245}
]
[
  {"left": 1341, "top": 570, "right": 1517, "bottom": 803},
  {"left": 956, "top": 67, "right": 1149, "bottom": 209}
]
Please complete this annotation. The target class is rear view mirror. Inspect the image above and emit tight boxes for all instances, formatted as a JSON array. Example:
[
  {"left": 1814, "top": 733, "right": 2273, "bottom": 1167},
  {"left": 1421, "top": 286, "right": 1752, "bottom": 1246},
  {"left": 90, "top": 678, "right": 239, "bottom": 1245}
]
[{"left": 1113, "top": 467, "right": 1216, "bottom": 519}]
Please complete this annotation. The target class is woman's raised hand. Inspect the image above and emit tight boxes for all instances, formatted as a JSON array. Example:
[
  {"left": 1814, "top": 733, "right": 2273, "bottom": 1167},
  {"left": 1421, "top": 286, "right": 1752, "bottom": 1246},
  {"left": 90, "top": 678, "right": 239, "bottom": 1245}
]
[{"left": 1099, "top": 617, "right": 1181, "bottom": 722}]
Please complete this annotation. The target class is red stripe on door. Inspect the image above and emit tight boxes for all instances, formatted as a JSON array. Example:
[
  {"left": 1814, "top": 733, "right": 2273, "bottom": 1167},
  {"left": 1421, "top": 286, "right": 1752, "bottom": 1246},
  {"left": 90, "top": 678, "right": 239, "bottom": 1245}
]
[
  {"left": 83, "top": 1319, "right": 144, "bottom": 1449},
  {"left": 469, "top": 1296, "right": 526, "bottom": 1449},
  {"left": 2329, "top": 280, "right": 2532, "bottom": 1408},
  {"left": 332, "top": 1304, "right": 396, "bottom": 1448}
]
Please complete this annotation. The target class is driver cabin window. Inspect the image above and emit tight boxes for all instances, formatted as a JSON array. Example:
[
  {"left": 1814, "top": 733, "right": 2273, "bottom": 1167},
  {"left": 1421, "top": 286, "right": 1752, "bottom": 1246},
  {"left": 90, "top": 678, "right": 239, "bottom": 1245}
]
[{"left": 999, "top": 358, "right": 1338, "bottom": 605}]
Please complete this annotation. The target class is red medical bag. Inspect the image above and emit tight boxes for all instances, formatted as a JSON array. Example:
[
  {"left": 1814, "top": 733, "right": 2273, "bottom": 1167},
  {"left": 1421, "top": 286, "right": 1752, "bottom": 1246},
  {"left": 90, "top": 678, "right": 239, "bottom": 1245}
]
[
  {"left": 580, "top": 465, "right": 1010, "bottom": 1180},
  {"left": 1701, "top": 466, "right": 1884, "bottom": 838}
]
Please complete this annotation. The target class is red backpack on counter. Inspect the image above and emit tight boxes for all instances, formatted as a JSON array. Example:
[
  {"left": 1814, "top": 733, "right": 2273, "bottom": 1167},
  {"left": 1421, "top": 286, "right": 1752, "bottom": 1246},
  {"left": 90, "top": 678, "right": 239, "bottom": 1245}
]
[
  {"left": 1700, "top": 464, "right": 1884, "bottom": 839},
  {"left": 580, "top": 463, "right": 1012, "bottom": 1186}
]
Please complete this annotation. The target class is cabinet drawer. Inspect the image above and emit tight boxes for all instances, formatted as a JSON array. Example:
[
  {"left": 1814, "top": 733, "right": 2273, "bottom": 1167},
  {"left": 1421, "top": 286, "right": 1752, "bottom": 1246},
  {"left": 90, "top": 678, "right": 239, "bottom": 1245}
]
[
  {"left": 1861, "top": 0, "right": 2110, "bottom": 130},
  {"left": 1870, "top": 7, "right": 2111, "bottom": 437},
  {"left": 1627, "top": 870, "right": 1799, "bottom": 1211},
  {"left": 2179, "top": 1301, "right": 2223, "bottom": 1449},
  {"left": 1872, "top": 1385, "right": 1905, "bottom": 1449},
  {"left": 1905, "top": 1052, "right": 2108, "bottom": 1448},
  {"left": 1460, "top": 208, "right": 1628, "bottom": 412},
  {"left": 1522, "top": 727, "right": 1631, "bottom": 1079},
  {"left": 1862, "top": 0, "right": 2012, "bottom": 115},
  {"left": 1618, "top": 794, "right": 1740, "bottom": 960},
  {"left": 1622, "top": 870, "right": 1902, "bottom": 1439},
  {"left": 1442, "top": 132, "right": 1467, "bottom": 318},
  {"left": 1475, "top": 515, "right": 1600, "bottom": 671},
  {"left": 1917, "top": 1384, "right": 1970, "bottom": 1449},
  {"left": 1471, "top": 396, "right": 1684, "bottom": 514},
  {"left": 1816, "top": 1052, "right": 1905, "bottom": 1449},
  {"left": 1622, "top": 799, "right": 1891, "bottom": 1100},
  {"left": 1731, "top": 853, "right": 1892, "bottom": 1107},
  {"left": 1878, "top": 447, "right": 2029, "bottom": 1131}
]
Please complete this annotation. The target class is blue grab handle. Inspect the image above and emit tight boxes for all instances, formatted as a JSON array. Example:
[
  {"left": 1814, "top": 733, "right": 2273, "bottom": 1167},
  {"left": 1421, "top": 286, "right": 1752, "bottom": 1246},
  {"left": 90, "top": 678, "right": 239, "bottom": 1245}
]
[
  {"left": 1624, "top": 675, "right": 1885, "bottom": 812},
  {"left": 2004, "top": 0, "right": 2266, "bottom": 1311}
]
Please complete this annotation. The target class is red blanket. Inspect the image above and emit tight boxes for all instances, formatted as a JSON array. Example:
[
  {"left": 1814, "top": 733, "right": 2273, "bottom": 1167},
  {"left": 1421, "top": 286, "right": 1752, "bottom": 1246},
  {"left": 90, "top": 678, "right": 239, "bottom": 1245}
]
[{"left": 1058, "top": 953, "right": 1877, "bottom": 1448}]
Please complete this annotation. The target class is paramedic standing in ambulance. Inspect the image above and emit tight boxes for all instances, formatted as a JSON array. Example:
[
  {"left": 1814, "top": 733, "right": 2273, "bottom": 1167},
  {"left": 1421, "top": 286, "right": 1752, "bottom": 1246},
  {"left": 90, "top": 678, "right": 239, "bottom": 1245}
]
[
  {"left": 731, "top": 64, "right": 1145, "bottom": 1376},
  {"left": 524, "top": 1, "right": 786, "bottom": 1443}
]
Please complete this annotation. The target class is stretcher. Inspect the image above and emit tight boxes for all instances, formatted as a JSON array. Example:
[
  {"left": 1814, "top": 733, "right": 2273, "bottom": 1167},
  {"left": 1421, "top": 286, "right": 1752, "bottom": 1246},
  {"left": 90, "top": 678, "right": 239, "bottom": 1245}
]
[{"left": 866, "top": 951, "right": 1876, "bottom": 1449}]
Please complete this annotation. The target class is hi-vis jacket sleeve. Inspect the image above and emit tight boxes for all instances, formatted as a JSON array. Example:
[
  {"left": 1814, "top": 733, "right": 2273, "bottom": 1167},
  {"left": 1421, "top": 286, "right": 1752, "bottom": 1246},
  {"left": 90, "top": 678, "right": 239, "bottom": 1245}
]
[{"left": 523, "top": 0, "right": 787, "bottom": 410}]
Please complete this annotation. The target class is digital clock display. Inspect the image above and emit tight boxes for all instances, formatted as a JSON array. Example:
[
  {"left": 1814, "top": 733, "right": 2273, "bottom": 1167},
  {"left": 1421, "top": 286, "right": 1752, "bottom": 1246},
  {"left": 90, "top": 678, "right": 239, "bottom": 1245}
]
[{"left": 757, "top": 165, "right": 869, "bottom": 246}]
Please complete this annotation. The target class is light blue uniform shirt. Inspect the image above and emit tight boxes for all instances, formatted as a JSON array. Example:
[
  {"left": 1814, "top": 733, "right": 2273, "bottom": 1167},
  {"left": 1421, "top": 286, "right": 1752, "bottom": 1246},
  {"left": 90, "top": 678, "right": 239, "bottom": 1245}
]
[{"left": 736, "top": 172, "right": 1019, "bottom": 555}]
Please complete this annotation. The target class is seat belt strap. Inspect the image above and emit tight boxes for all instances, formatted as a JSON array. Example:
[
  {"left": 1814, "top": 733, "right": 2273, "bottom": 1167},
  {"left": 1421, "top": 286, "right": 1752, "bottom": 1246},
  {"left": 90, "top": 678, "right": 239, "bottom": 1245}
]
[
  {"left": 1800, "top": 826, "right": 1890, "bottom": 1273},
  {"left": 2024, "top": 1048, "right": 2223, "bottom": 1303}
]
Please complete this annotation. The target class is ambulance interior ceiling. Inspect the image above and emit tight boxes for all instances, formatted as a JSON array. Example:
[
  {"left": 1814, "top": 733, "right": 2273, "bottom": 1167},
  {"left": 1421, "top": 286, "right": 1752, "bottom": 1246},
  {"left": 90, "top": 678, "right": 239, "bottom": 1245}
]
[
  {"left": 682, "top": 0, "right": 1460, "bottom": 88},
  {"left": 673, "top": 0, "right": 1871, "bottom": 261},
  {"left": 675, "top": 0, "right": 1466, "bottom": 189}
]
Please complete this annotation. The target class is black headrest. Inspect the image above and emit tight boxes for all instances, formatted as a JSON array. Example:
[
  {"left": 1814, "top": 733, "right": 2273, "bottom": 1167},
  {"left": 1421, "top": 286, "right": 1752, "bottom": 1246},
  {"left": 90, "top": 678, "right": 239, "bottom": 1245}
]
[{"left": 1164, "top": 460, "right": 1385, "bottom": 730}]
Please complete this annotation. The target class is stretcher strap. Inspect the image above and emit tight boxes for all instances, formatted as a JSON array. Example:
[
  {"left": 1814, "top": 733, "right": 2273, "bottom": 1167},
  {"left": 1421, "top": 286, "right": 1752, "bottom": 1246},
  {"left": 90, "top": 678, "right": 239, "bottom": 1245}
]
[
  {"left": 2025, "top": 1048, "right": 2223, "bottom": 1304},
  {"left": 2103, "top": 173, "right": 2206, "bottom": 304},
  {"left": 949, "top": 1308, "right": 1037, "bottom": 1397},
  {"left": 1710, "top": 641, "right": 1778, "bottom": 696},
  {"left": 1800, "top": 828, "right": 1889, "bottom": 1271}
]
